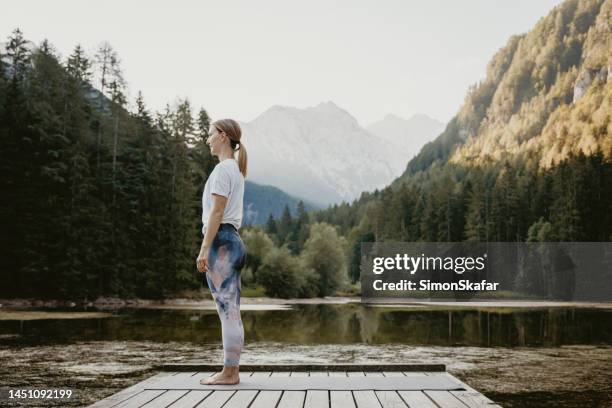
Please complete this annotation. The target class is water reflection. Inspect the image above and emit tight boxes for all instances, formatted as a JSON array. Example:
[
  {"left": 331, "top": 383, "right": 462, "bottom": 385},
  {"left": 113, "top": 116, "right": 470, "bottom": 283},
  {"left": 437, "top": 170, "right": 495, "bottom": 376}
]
[{"left": 0, "top": 304, "right": 610, "bottom": 347}]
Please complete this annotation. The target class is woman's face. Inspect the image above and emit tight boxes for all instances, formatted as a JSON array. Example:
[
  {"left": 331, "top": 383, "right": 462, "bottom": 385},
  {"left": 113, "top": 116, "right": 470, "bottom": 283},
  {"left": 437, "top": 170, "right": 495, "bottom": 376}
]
[{"left": 207, "top": 125, "right": 226, "bottom": 156}]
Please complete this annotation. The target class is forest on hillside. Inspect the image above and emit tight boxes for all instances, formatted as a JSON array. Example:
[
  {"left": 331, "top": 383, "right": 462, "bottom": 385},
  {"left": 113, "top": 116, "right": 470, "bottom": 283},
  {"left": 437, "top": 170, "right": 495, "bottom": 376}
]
[{"left": 0, "top": 29, "right": 218, "bottom": 299}]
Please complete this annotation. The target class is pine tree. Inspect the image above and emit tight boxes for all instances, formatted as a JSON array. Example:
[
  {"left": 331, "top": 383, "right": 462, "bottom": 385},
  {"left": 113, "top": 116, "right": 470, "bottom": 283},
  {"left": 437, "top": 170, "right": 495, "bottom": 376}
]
[
  {"left": 464, "top": 171, "right": 491, "bottom": 242},
  {"left": 265, "top": 213, "right": 278, "bottom": 242},
  {"left": 0, "top": 29, "right": 33, "bottom": 296},
  {"left": 63, "top": 42, "right": 110, "bottom": 298},
  {"left": 93, "top": 42, "right": 119, "bottom": 171},
  {"left": 490, "top": 162, "right": 521, "bottom": 241},
  {"left": 294, "top": 201, "right": 310, "bottom": 250},
  {"left": 194, "top": 108, "right": 216, "bottom": 177},
  {"left": 66, "top": 45, "right": 91, "bottom": 84},
  {"left": 277, "top": 204, "right": 293, "bottom": 245}
]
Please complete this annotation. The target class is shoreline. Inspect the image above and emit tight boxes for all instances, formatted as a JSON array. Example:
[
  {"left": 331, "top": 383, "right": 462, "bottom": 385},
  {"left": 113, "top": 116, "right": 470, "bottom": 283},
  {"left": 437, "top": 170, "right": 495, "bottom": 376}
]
[{"left": 1, "top": 296, "right": 611, "bottom": 310}]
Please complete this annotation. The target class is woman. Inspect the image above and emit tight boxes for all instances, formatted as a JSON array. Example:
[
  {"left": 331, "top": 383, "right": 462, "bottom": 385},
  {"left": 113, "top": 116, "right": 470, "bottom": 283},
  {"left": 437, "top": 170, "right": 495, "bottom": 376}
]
[{"left": 196, "top": 118, "right": 247, "bottom": 385}]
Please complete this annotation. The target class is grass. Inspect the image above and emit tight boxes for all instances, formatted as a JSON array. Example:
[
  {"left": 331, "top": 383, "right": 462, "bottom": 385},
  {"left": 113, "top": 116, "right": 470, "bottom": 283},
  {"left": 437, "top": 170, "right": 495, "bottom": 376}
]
[
  {"left": 0, "top": 310, "right": 113, "bottom": 320},
  {"left": 240, "top": 285, "right": 267, "bottom": 297},
  {"left": 335, "top": 282, "right": 361, "bottom": 297}
]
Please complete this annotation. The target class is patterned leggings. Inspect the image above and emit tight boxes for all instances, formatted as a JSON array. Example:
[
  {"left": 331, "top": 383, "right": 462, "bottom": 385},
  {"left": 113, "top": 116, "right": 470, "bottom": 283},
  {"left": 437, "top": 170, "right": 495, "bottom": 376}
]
[{"left": 204, "top": 224, "right": 246, "bottom": 367}]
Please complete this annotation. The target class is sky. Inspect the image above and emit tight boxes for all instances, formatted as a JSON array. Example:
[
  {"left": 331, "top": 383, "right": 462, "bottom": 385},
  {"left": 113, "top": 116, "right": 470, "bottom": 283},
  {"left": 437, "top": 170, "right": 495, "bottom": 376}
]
[{"left": 3, "top": 0, "right": 564, "bottom": 126}]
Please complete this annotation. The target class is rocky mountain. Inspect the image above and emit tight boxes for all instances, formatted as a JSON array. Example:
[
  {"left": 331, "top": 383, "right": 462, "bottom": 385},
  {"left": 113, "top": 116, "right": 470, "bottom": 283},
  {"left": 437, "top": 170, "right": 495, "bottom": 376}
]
[
  {"left": 317, "top": 0, "right": 611, "bottom": 246},
  {"left": 241, "top": 102, "right": 435, "bottom": 206},
  {"left": 398, "top": 0, "right": 611, "bottom": 183}
]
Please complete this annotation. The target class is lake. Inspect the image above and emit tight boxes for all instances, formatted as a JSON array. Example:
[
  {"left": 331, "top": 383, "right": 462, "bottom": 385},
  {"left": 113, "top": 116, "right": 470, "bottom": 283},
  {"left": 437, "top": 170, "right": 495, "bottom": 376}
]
[{"left": 1, "top": 303, "right": 611, "bottom": 407}]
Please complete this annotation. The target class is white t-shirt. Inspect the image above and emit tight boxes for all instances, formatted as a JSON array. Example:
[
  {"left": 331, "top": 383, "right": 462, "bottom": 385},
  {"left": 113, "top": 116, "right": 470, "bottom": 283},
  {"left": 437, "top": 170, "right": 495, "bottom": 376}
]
[{"left": 201, "top": 158, "right": 244, "bottom": 235}]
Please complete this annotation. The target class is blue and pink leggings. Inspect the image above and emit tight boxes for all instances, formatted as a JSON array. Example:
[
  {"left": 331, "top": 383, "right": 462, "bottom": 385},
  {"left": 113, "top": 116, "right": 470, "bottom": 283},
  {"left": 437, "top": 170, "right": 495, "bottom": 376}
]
[{"left": 203, "top": 224, "right": 246, "bottom": 367}]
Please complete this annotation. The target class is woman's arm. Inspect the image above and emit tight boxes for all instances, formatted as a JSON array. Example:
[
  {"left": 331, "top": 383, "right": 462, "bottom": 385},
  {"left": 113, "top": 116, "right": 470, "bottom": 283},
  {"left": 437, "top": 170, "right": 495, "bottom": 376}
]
[{"left": 197, "top": 193, "right": 228, "bottom": 273}]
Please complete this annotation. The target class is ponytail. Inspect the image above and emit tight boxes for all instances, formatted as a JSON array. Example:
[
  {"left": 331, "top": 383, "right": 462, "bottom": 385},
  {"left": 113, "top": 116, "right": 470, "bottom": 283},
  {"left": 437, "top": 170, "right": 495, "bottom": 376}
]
[{"left": 237, "top": 143, "right": 248, "bottom": 178}]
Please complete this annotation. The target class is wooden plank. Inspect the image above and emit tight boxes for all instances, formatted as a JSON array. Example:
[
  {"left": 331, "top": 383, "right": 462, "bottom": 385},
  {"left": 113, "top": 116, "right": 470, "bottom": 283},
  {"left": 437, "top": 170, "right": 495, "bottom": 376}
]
[
  {"left": 249, "top": 391, "right": 282, "bottom": 408},
  {"left": 397, "top": 391, "right": 438, "bottom": 408},
  {"left": 353, "top": 390, "right": 382, "bottom": 408},
  {"left": 330, "top": 390, "right": 355, "bottom": 408},
  {"left": 223, "top": 390, "right": 258, "bottom": 408},
  {"left": 277, "top": 391, "right": 306, "bottom": 408},
  {"left": 141, "top": 390, "right": 188, "bottom": 407},
  {"left": 451, "top": 391, "right": 502, "bottom": 408},
  {"left": 185, "top": 372, "right": 216, "bottom": 386},
  {"left": 329, "top": 371, "right": 347, "bottom": 377},
  {"left": 89, "top": 373, "right": 171, "bottom": 408},
  {"left": 291, "top": 371, "right": 309, "bottom": 377},
  {"left": 309, "top": 371, "right": 328, "bottom": 377},
  {"left": 402, "top": 372, "right": 431, "bottom": 377},
  {"left": 114, "top": 390, "right": 166, "bottom": 408},
  {"left": 170, "top": 372, "right": 203, "bottom": 381},
  {"left": 382, "top": 372, "right": 405, "bottom": 377},
  {"left": 304, "top": 390, "right": 328, "bottom": 408},
  {"left": 158, "top": 364, "right": 446, "bottom": 372},
  {"left": 194, "top": 390, "right": 235, "bottom": 408},
  {"left": 271, "top": 371, "right": 292, "bottom": 377},
  {"left": 347, "top": 372, "right": 365, "bottom": 377},
  {"left": 375, "top": 391, "right": 408, "bottom": 408},
  {"left": 166, "top": 391, "right": 212, "bottom": 408},
  {"left": 385, "top": 371, "right": 431, "bottom": 380},
  {"left": 427, "top": 373, "right": 499, "bottom": 406},
  {"left": 132, "top": 373, "right": 464, "bottom": 391},
  {"left": 250, "top": 371, "right": 272, "bottom": 377},
  {"left": 365, "top": 372, "right": 384, "bottom": 377},
  {"left": 424, "top": 391, "right": 469, "bottom": 408},
  {"left": 446, "top": 374, "right": 498, "bottom": 406}
]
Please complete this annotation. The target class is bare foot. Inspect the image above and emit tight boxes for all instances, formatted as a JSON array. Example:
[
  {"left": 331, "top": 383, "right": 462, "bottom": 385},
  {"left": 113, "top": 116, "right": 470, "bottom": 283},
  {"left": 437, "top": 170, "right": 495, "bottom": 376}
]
[{"left": 200, "top": 372, "right": 240, "bottom": 385}]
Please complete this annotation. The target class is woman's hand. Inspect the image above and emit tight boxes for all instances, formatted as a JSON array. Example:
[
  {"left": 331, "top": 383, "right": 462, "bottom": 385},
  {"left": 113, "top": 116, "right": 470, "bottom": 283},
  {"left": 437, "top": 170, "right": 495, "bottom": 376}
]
[{"left": 197, "top": 247, "right": 210, "bottom": 273}]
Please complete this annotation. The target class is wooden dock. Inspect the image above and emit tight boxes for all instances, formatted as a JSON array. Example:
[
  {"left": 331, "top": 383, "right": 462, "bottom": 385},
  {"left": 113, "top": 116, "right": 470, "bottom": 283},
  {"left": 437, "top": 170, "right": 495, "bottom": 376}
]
[{"left": 89, "top": 364, "right": 501, "bottom": 408}]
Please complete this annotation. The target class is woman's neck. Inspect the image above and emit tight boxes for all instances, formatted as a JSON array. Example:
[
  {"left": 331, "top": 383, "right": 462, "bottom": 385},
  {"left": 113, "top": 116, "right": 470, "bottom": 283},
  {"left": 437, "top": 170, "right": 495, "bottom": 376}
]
[{"left": 218, "top": 147, "right": 234, "bottom": 162}]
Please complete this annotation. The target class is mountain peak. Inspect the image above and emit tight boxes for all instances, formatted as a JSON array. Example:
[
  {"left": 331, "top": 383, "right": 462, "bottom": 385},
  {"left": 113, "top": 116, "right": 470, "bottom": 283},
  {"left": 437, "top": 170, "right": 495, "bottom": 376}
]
[
  {"left": 254, "top": 104, "right": 299, "bottom": 121},
  {"left": 267, "top": 104, "right": 293, "bottom": 112},
  {"left": 382, "top": 113, "right": 406, "bottom": 122},
  {"left": 406, "top": 113, "right": 445, "bottom": 127},
  {"left": 257, "top": 101, "right": 352, "bottom": 121},
  {"left": 315, "top": 100, "right": 340, "bottom": 109},
  {"left": 310, "top": 100, "right": 351, "bottom": 116}
]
